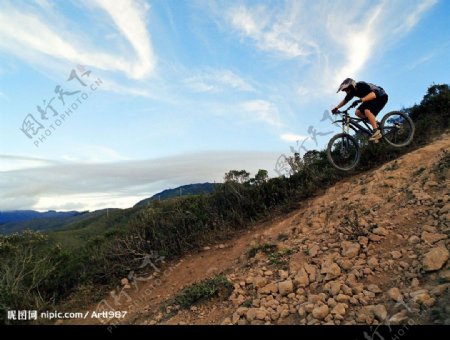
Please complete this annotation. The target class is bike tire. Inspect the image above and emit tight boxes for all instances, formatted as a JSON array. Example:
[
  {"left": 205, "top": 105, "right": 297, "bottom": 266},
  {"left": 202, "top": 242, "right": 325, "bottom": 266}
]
[
  {"left": 380, "top": 111, "right": 415, "bottom": 148},
  {"left": 326, "top": 133, "right": 361, "bottom": 171}
]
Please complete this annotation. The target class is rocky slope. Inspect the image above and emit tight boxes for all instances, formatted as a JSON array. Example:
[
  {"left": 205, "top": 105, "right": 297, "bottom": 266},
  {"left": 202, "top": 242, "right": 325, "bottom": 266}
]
[{"left": 67, "top": 133, "right": 449, "bottom": 326}]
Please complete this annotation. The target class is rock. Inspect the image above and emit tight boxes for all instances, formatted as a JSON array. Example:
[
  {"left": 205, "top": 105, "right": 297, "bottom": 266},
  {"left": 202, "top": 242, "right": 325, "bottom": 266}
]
[
  {"left": 422, "top": 247, "right": 449, "bottom": 271},
  {"left": 372, "top": 305, "right": 387, "bottom": 321},
  {"left": 369, "top": 234, "right": 383, "bottom": 242},
  {"left": 367, "top": 257, "right": 379, "bottom": 268},
  {"left": 253, "top": 276, "right": 268, "bottom": 288},
  {"left": 236, "top": 307, "right": 248, "bottom": 316},
  {"left": 297, "top": 306, "right": 306, "bottom": 318},
  {"left": 278, "top": 270, "right": 289, "bottom": 280},
  {"left": 431, "top": 284, "right": 449, "bottom": 296},
  {"left": 304, "top": 263, "right": 317, "bottom": 282},
  {"left": 278, "top": 280, "right": 294, "bottom": 296},
  {"left": 294, "top": 268, "right": 310, "bottom": 288},
  {"left": 421, "top": 231, "right": 447, "bottom": 244},
  {"left": 388, "top": 310, "right": 408, "bottom": 325},
  {"left": 327, "top": 298, "right": 337, "bottom": 308},
  {"left": 255, "top": 309, "right": 268, "bottom": 320},
  {"left": 120, "top": 278, "right": 129, "bottom": 286},
  {"left": 372, "top": 227, "right": 389, "bottom": 236},
  {"left": 327, "top": 281, "right": 342, "bottom": 296},
  {"left": 408, "top": 236, "right": 421, "bottom": 245},
  {"left": 367, "top": 284, "right": 382, "bottom": 294},
  {"left": 245, "top": 276, "right": 255, "bottom": 285},
  {"left": 203, "top": 246, "right": 211, "bottom": 251},
  {"left": 341, "top": 241, "right": 361, "bottom": 257},
  {"left": 312, "top": 305, "right": 329, "bottom": 320},
  {"left": 309, "top": 244, "right": 321, "bottom": 257},
  {"left": 335, "top": 294, "right": 351, "bottom": 303},
  {"left": 340, "top": 259, "right": 353, "bottom": 270},
  {"left": 391, "top": 251, "right": 402, "bottom": 259},
  {"left": 246, "top": 308, "right": 258, "bottom": 322},
  {"left": 411, "top": 278, "right": 420, "bottom": 288},
  {"left": 260, "top": 283, "right": 278, "bottom": 294},
  {"left": 358, "top": 236, "right": 369, "bottom": 248},
  {"left": 423, "top": 225, "right": 437, "bottom": 233},
  {"left": 411, "top": 292, "right": 432, "bottom": 305},
  {"left": 438, "top": 270, "right": 450, "bottom": 283},
  {"left": 387, "top": 287, "right": 402, "bottom": 302},
  {"left": 321, "top": 261, "right": 342, "bottom": 281},
  {"left": 331, "top": 303, "right": 348, "bottom": 316}
]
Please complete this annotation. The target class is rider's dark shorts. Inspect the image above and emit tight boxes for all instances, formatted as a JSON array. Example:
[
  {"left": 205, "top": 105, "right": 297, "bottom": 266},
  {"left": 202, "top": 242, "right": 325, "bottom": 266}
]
[{"left": 357, "top": 94, "right": 388, "bottom": 116}]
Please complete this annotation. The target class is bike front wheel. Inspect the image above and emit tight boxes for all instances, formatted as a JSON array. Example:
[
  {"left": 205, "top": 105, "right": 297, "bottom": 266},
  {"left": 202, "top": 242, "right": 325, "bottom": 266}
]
[
  {"left": 326, "top": 133, "right": 361, "bottom": 171},
  {"left": 380, "top": 111, "right": 415, "bottom": 147}
]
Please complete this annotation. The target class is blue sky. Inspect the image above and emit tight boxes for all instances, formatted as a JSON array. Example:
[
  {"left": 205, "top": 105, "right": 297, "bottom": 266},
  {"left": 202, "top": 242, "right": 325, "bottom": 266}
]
[{"left": 0, "top": 0, "right": 449, "bottom": 211}]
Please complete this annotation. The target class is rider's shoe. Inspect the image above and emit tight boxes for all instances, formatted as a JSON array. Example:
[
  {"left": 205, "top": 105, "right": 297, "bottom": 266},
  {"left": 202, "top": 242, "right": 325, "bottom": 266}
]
[{"left": 369, "top": 129, "right": 382, "bottom": 143}]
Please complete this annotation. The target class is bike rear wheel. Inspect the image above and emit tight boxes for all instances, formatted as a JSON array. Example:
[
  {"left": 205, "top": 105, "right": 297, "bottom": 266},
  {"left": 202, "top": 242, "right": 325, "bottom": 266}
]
[
  {"left": 380, "top": 111, "right": 415, "bottom": 147},
  {"left": 326, "top": 133, "right": 361, "bottom": 171}
]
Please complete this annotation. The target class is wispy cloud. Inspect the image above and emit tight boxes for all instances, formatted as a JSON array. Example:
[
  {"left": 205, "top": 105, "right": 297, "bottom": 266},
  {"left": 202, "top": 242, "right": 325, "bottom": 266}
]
[
  {"left": 226, "top": 4, "right": 309, "bottom": 58},
  {"left": 92, "top": 0, "right": 156, "bottom": 78},
  {"left": 0, "top": 0, "right": 156, "bottom": 79},
  {"left": 280, "top": 133, "right": 308, "bottom": 143},
  {"left": 185, "top": 69, "right": 255, "bottom": 93},
  {"left": 213, "top": 0, "right": 437, "bottom": 96},
  {"left": 239, "top": 100, "right": 283, "bottom": 127},
  {"left": 0, "top": 150, "right": 281, "bottom": 211},
  {"left": 0, "top": 154, "right": 59, "bottom": 172}
]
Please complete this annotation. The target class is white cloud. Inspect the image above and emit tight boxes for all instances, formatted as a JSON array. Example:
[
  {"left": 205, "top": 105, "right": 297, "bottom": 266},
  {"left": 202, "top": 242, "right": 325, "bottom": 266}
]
[
  {"left": 60, "top": 144, "right": 129, "bottom": 163},
  {"left": 280, "top": 133, "right": 308, "bottom": 142},
  {"left": 239, "top": 100, "right": 283, "bottom": 127},
  {"left": 92, "top": 0, "right": 156, "bottom": 78},
  {"left": 0, "top": 150, "right": 282, "bottom": 211},
  {"left": 394, "top": 0, "right": 437, "bottom": 34},
  {"left": 185, "top": 69, "right": 254, "bottom": 93},
  {"left": 0, "top": 0, "right": 156, "bottom": 79},
  {"left": 0, "top": 154, "right": 58, "bottom": 172},
  {"left": 227, "top": 5, "right": 308, "bottom": 58},
  {"left": 215, "top": 0, "right": 437, "bottom": 97}
]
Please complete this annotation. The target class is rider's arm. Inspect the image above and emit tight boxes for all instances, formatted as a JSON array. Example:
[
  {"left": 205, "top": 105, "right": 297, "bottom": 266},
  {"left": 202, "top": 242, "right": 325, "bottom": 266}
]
[
  {"left": 335, "top": 94, "right": 353, "bottom": 110},
  {"left": 334, "top": 99, "right": 347, "bottom": 110},
  {"left": 361, "top": 91, "right": 376, "bottom": 102}
]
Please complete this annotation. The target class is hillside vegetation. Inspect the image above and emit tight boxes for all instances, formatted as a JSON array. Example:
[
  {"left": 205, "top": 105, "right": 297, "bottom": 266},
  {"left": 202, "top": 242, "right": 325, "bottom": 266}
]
[{"left": 0, "top": 84, "right": 449, "bottom": 324}]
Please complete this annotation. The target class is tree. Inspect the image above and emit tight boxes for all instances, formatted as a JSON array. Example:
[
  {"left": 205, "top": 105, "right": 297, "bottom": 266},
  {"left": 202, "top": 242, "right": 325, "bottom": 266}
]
[
  {"left": 254, "top": 169, "right": 269, "bottom": 185},
  {"left": 224, "top": 170, "right": 250, "bottom": 184}
]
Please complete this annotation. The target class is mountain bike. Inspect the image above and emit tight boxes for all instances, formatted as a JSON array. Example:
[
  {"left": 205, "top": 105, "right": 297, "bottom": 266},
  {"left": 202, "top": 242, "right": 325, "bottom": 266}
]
[{"left": 326, "top": 102, "right": 415, "bottom": 171}]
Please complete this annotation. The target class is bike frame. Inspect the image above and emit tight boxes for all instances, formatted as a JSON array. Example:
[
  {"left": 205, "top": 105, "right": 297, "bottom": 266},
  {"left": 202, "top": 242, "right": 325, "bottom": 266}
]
[{"left": 333, "top": 109, "right": 376, "bottom": 137}]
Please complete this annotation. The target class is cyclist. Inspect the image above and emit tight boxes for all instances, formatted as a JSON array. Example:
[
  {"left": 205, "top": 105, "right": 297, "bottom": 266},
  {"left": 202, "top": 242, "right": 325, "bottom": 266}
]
[{"left": 332, "top": 78, "right": 388, "bottom": 142}]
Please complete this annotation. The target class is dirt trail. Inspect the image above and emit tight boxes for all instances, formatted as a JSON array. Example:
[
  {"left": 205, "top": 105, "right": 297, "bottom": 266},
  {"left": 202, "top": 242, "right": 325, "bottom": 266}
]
[{"left": 65, "top": 133, "right": 450, "bottom": 326}]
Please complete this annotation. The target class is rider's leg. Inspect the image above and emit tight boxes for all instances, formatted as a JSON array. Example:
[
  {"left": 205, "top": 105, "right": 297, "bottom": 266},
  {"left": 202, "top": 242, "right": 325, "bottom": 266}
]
[
  {"left": 364, "top": 109, "right": 378, "bottom": 130},
  {"left": 355, "top": 109, "right": 365, "bottom": 119},
  {"left": 365, "top": 109, "right": 382, "bottom": 141}
]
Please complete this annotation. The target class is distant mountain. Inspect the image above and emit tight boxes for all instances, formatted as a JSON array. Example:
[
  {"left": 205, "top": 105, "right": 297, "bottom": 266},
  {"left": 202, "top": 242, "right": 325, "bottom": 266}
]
[
  {"left": 134, "top": 183, "right": 219, "bottom": 207},
  {"left": 0, "top": 210, "right": 82, "bottom": 224},
  {"left": 0, "top": 210, "right": 85, "bottom": 234}
]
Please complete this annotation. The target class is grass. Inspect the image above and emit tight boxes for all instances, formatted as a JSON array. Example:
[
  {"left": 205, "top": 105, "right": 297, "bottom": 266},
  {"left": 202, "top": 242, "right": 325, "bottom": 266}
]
[
  {"left": 247, "top": 243, "right": 278, "bottom": 259},
  {"left": 413, "top": 167, "right": 427, "bottom": 177},
  {"left": 385, "top": 161, "right": 400, "bottom": 172},
  {"left": 268, "top": 248, "right": 293, "bottom": 266},
  {"left": 173, "top": 275, "right": 233, "bottom": 309}
]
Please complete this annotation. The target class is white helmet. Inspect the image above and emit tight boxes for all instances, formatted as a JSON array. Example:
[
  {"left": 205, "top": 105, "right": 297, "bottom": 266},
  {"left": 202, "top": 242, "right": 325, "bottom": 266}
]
[{"left": 337, "top": 78, "right": 356, "bottom": 93}]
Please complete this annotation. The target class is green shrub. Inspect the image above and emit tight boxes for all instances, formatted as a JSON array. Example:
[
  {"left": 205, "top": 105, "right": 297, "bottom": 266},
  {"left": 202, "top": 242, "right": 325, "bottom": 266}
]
[{"left": 174, "top": 275, "right": 233, "bottom": 309}]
